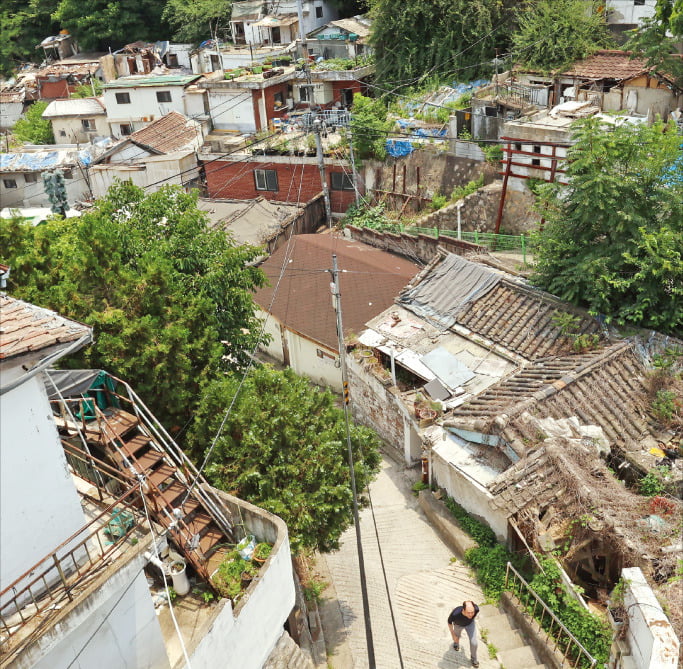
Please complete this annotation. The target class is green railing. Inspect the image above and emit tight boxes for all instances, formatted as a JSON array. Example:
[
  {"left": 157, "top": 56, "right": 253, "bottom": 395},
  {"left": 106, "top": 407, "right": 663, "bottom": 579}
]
[{"left": 359, "top": 223, "right": 534, "bottom": 263}]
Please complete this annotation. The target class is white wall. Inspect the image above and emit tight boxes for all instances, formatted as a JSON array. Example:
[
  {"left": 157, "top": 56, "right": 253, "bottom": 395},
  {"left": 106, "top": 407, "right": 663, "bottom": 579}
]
[
  {"left": 167, "top": 44, "right": 193, "bottom": 70},
  {"left": 1, "top": 100, "right": 23, "bottom": 129},
  {"left": 0, "top": 169, "right": 90, "bottom": 212},
  {"left": 621, "top": 567, "right": 679, "bottom": 668},
  {"left": 103, "top": 86, "right": 189, "bottom": 135},
  {"left": 51, "top": 116, "right": 110, "bottom": 144},
  {"left": 208, "top": 89, "right": 256, "bottom": 132},
  {"left": 0, "top": 367, "right": 87, "bottom": 591},
  {"left": 606, "top": 0, "right": 656, "bottom": 25},
  {"left": 21, "top": 554, "right": 170, "bottom": 669}
]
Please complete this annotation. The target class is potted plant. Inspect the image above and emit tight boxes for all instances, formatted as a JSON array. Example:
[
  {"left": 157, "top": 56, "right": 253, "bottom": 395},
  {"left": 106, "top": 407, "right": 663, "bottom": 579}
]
[{"left": 253, "top": 542, "right": 272, "bottom": 564}]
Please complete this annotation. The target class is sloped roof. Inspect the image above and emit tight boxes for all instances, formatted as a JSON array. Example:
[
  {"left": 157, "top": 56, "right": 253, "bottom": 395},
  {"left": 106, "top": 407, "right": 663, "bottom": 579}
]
[
  {"left": 254, "top": 234, "right": 420, "bottom": 351},
  {"left": 0, "top": 295, "right": 91, "bottom": 360},
  {"left": 0, "top": 147, "right": 95, "bottom": 172},
  {"left": 127, "top": 112, "right": 202, "bottom": 154},
  {"left": 103, "top": 74, "right": 200, "bottom": 89},
  {"left": 329, "top": 16, "right": 372, "bottom": 38},
  {"left": 231, "top": 0, "right": 265, "bottom": 21},
  {"left": 561, "top": 50, "right": 650, "bottom": 80},
  {"left": 42, "top": 97, "right": 105, "bottom": 118}
]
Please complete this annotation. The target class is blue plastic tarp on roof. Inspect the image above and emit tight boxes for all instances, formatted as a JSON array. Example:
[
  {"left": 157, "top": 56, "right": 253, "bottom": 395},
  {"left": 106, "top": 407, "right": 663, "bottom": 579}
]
[{"left": 386, "top": 139, "right": 414, "bottom": 157}]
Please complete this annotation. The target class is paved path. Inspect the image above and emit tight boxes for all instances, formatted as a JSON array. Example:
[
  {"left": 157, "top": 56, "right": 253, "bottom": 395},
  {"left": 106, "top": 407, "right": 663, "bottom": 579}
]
[{"left": 318, "top": 455, "right": 500, "bottom": 669}]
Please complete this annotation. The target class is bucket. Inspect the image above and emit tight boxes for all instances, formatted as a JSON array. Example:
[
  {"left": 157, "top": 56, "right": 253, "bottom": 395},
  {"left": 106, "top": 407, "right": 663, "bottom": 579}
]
[{"left": 170, "top": 560, "right": 190, "bottom": 596}]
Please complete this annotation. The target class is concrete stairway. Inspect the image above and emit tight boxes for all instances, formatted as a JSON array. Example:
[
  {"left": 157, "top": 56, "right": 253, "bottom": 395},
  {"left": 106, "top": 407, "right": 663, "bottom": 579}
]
[
  {"left": 478, "top": 603, "right": 548, "bottom": 669},
  {"left": 263, "top": 631, "right": 315, "bottom": 669}
]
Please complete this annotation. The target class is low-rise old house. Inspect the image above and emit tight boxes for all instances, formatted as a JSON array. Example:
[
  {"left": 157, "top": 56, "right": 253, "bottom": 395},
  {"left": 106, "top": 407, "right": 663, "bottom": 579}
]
[
  {"left": 0, "top": 144, "right": 99, "bottom": 208},
  {"left": 41, "top": 97, "right": 109, "bottom": 143},
  {"left": 254, "top": 234, "right": 420, "bottom": 390},
  {"left": 230, "top": 0, "right": 336, "bottom": 46},
  {"left": 89, "top": 111, "right": 203, "bottom": 197},
  {"left": 0, "top": 90, "right": 25, "bottom": 129},
  {"left": 307, "top": 15, "right": 373, "bottom": 62},
  {"left": 102, "top": 73, "right": 204, "bottom": 138},
  {"left": 0, "top": 295, "right": 305, "bottom": 669}
]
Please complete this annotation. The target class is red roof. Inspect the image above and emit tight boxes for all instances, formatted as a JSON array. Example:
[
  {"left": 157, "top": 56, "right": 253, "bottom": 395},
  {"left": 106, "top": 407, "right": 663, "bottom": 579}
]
[
  {"left": 254, "top": 235, "right": 420, "bottom": 351},
  {"left": 562, "top": 50, "right": 655, "bottom": 81},
  {"left": 0, "top": 295, "right": 91, "bottom": 360},
  {"left": 128, "top": 111, "right": 202, "bottom": 154}
]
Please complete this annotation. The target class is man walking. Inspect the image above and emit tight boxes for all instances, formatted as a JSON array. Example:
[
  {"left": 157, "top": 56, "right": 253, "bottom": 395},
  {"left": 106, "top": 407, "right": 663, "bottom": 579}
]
[{"left": 448, "top": 600, "right": 480, "bottom": 667}]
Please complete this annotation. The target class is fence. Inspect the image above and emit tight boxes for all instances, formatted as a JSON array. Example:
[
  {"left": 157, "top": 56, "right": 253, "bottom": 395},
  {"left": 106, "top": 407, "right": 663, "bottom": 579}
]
[
  {"left": 359, "top": 222, "right": 534, "bottom": 263},
  {"left": 505, "top": 562, "right": 598, "bottom": 668}
]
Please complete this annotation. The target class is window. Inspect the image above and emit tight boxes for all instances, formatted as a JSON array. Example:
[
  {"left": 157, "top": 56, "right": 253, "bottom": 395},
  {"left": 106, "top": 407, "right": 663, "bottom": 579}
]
[
  {"left": 120, "top": 124, "right": 132, "bottom": 136},
  {"left": 315, "top": 5, "right": 323, "bottom": 18},
  {"left": 59, "top": 129, "right": 67, "bottom": 137},
  {"left": 3, "top": 179, "right": 17, "bottom": 189},
  {"left": 254, "top": 169, "right": 278, "bottom": 191},
  {"left": 167, "top": 54, "right": 178, "bottom": 67},
  {"left": 531, "top": 144, "right": 541, "bottom": 166},
  {"left": 331, "top": 172, "right": 354, "bottom": 191},
  {"left": 81, "top": 118, "right": 95, "bottom": 130},
  {"left": 156, "top": 91, "right": 172, "bottom": 103},
  {"left": 115, "top": 92, "right": 131, "bottom": 104},
  {"left": 273, "top": 91, "right": 285, "bottom": 109},
  {"left": 62, "top": 169, "right": 73, "bottom": 179},
  {"left": 271, "top": 27, "right": 281, "bottom": 43},
  {"left": 634, "top": 0, "right": 645, "bottom": 5},
  {"left": 24, "top": 173, "right": 38, "bottom": 183}
]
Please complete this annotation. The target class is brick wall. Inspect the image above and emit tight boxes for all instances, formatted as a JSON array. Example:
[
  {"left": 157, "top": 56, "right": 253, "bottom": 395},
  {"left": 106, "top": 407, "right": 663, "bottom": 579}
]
[
  {"left": 254, "top": 83, "right": 291, "bottom": 131},
  {"left": 204, "top": 159, "right": 356, "bottom": 213}
]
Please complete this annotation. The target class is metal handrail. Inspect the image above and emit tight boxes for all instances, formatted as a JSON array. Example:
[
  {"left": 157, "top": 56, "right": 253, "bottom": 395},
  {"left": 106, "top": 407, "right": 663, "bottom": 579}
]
[
  {"left": 0, "top": 483, "right": 144, "bottom": 643},
  {"left": 505, "top": 562, "right": 597, "bottom": 668}
]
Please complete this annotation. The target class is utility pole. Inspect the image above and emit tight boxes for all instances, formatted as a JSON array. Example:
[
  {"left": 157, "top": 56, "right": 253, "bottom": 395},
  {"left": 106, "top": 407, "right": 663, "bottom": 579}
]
[
  {"left": 296, "top": 0, "right": 314, "bottom": 105},
  {"left": 347, "top": 123, "right": 360, "bottom": 206},
  {"left": 313, "top": 118, "right": 332, "bottom": 227},
  {"left": 330, "top": 254, "right": 376, "bottom": 669}
]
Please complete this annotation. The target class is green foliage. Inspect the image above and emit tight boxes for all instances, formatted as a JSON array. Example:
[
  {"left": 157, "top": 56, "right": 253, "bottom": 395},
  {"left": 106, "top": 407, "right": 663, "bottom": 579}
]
[
  {"left": 652, "top": 389, "right": 677, "bottom": 422},
  {"left": 188, "top": 365, "right": 382, "bottom": 554},
  {"left": 253, "top": 542, "right": 272, "bottom": 561},
  {"left": 638, "top": 466, "right": 674, "bottom": 497},
  {"left": 411, "top": 480, "right": 430, "bottom": 495},
  {"left": 313, "top": 55, "right": 373, "bottom": 71},
  {"left": 350, "top": 93, "right": 391, "bottom": 160},
  {"left": 343, "top": 201, "right": 388, "bottom": 230},
  {"left": 430, "top": 192, "right": 448, "bottom": 211},
  {"left": 465, "top": 544, "right": 516, "bottom": 601},
  {"left": 444, "top": 497, "right": 496, "bottom": 547},
  {"left": 53, "top": 0, "right": 167, "bottom": 51},
  {"left": 13, "top": 101, "right": 54, "bottom": 145},
  {"left": 303, "top": 578, "right": 328, "bottom": 604},
  {"left": 71, "top": 80, "right": 103, "bottom": 98},
  {"left": 43, "top": 170, "right": 68, "bottom": 215},
  {"left": 212, "top": 550, "right": 257, "bottom": 600},
  {"left": 531, "top": 118, "right": 683, "bottom": 334},
  {"left": 524, "top": 556, "right": 611, "bottom": 665},
  {"left": 162, "top": 0, "right": 232, "bottom": 44},
  {"left": 369, "top": 0, "right": 507, "bottom": 90},
  {"left": 0, "top": 182, "right": 266, "bottom": 428},
  {"left": 481, "top": 143, "right": 503, "bottom": 163},
  {"left": 451, "top": 175, "right": 484, "bottom": 202},
  {"left": 512, "top": 0, "right": 613, "bottom": 72},
  {"left": 627, "top": 0, "right": 683, "bottom": 91}
]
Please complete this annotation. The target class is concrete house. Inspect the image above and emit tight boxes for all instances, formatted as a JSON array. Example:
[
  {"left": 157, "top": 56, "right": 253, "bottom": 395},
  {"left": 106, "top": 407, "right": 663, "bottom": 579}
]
[
  {"left": 41, "top": 97, "right": 109, "bottom": 143},
  {"left": 89, "top": 111, "right": 204, "bottom": 197},
  {"left": 306, "top": 15, "right": 373, "bottom": 62},
  {"left": 0, "top": 144, "right": 98, "bottom": 209},
  {"left": 0, "top": 295, "right": 305, "bottom": 669},
  {"left": 102, "top": 74, "right": 204, "bottom": 138},
  {"left": 230, "top": 0, "right": 337, "bottom": 46},
  {"left": 254, "top": 234, "right": 419, "bottom": 390}
]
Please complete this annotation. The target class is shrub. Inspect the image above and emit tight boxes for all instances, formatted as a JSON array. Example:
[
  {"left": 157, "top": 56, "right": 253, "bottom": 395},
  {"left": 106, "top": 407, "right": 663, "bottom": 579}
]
[{"left": 430, "top": 192, "right": 449, "bottom": 211}]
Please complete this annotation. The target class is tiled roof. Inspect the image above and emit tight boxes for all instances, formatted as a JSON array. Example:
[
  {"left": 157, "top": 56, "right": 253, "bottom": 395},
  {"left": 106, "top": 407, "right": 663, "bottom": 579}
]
[
  {"left": 561, "top": 50, "right": 651, "bottom": 81},
  {"left": 0, "top": 295, "right": 91, "bottom": 360},
  {"left": 42, "top": 97, "right": 105, "bottom": 118},
  {"left": 254, "top": 235, "right": 420, "bottom": 351},
  {"left": 128, "top": 112, "right": 202, "bottom": 154}
]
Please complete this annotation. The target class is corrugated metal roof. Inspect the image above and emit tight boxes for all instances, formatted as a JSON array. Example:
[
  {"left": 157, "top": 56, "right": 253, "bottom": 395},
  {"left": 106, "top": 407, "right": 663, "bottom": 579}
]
[
  {"left": 42, "top": 97, "right": 105, "bottom": 118},
  {"left": 254, "top": 234, "right": 420, "bottom": 351},
  {"left": 103, "top": 74, "right": 200, "bottom": 89},
  {"left": 0, "top": 295, "right": 91, "bottom": 360},
  {"left": 128, "top": 111, "right": 202, "bottom": 154},
  {"left": 231, "top": 0, "right": 265, "bottom": 20},
  {"left": 0, "top": 147, "right": 95, "bottom": 172},
  {"left": 329, "top": 17, "right": 372, "bottom": 38}
]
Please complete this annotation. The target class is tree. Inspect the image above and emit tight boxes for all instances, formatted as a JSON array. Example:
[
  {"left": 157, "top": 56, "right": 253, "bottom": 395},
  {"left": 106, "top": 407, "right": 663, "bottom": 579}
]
[
  {"left": 162, "top": 0, "right": 233, "bottom": 44},
  {"left": 0, "top": 182, "right": 267, "bottom": 426},
  {"left": 511, "top": 0, "right": 613, "bottom": 72},
  {"left": 531, "top": 118, "right": 683, "bottom": 335},
  {"left": 368, "top": 0, "right": 509, "bottom": 90},
  {"left": 53, "top": 0, "right": 167, "bottom": 51},
  {"left": 13, "top": 101, "right": 55, "bottom": 144},
  {"left": 627, "top": 0, "right": 683, "bottom": 90},
  {"left": 188, "top": 366, "right": 382, "bottom": 553},
  {"left": 71, "top": 79, "right": 103, "bottom": 98},
  {"left": 349, "top": 92, "right": 391, "bottom": 160}
]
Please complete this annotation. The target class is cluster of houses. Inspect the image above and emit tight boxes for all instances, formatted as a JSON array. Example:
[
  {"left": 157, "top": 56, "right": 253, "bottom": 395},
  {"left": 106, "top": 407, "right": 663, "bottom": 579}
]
[{"left": 1, "top": 0, "right": 682, "bottom": 667}]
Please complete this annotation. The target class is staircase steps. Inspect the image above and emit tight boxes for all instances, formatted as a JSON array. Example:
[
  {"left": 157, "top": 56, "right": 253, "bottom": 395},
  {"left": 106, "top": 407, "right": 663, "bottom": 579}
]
[{"left": 98, "top": 409, "right": 139, "bottom": 443}]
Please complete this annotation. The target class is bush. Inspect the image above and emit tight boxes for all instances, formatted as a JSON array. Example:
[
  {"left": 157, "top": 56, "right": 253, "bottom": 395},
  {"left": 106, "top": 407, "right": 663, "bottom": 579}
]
[
  {"left": 451, "top": 175, "right": 484, "bottom": 203},
  {"left": 465, "top": 544, "right": 516, "bottom": 601},
  {"left": 430, "top": 192, "right": 449, "bottom": 211},
  {"left": 444, "top": 497, "right": 496, "bottom": 547},
  {"left": 13, "top": 101, "right": 54, "bottom": 144}
]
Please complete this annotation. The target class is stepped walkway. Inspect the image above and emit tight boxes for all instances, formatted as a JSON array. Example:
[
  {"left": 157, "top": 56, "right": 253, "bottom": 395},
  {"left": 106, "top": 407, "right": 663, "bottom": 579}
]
[{"left": 318, "top": 455, "right": 548, "bottom": 669}]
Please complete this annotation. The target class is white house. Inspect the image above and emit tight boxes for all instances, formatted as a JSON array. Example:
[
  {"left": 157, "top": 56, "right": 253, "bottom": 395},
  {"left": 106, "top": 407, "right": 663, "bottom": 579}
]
[
  {"left": 230, "top": 0, "right": 337, "bottom": 46},
  {"left": 41, "top": 97, "right": 109, "bottom": 143},
  {"left": 89, "top": 111, "right": 204, "bottom": 197},
  {"left": 102, "top": 74, "right": 203, "bottom": 138},
  {"left": 0, "top": 295, "right": 304, "bottom": 669},
  {"left": 253, "top": 234, "right": 419, "bottom": 391},
  {"left": 0, "top": 144, "right": 100, "bottom": 209}
]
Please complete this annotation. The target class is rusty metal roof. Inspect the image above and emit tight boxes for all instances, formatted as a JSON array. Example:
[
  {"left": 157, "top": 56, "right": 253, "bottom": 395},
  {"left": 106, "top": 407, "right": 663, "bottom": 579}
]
[
  {"left": 0, "top": 295, "right": 91, "bottom": 360},
  {"left": 254, "top": 234, "right": 420, "bottom": 351},
  {"left": 128, "top": 112, "right": 202, "bottom": 154}
]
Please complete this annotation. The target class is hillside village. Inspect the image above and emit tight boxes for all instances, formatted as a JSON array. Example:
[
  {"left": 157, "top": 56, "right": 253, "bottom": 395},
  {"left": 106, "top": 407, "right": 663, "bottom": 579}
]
[{"left": 1, "top": 1, "right": 682, "bottom": 668}]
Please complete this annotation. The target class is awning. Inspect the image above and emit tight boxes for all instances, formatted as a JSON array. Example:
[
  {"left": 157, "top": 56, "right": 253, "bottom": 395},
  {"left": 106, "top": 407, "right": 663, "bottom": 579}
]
[{"left": 253, "top": 15, "right": 298, "bottom": 28}]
